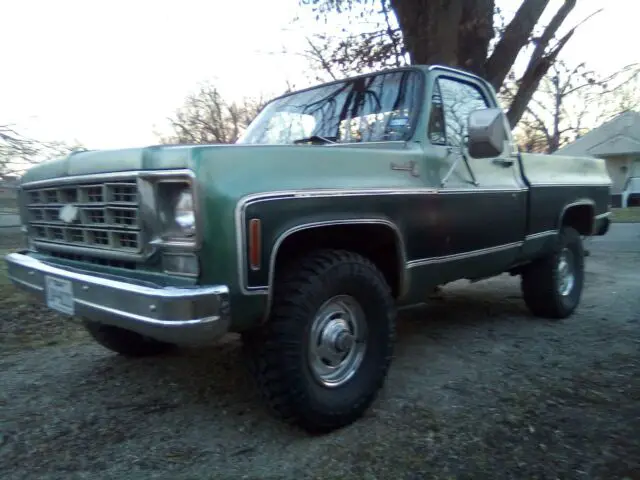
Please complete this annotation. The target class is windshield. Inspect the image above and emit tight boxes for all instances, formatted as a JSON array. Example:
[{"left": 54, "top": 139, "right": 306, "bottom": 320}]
[{"left": 237, "top": 69, "right": 423, "bottom": 145}]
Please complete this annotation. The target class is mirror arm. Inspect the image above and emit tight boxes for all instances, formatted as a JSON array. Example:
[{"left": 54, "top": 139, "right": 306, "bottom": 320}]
[
  {"left": 440, "top": 147, "right": 479, "bottom": 187},
  {"left": 461, "top": 150, "right": 479, "bottom": 186}
]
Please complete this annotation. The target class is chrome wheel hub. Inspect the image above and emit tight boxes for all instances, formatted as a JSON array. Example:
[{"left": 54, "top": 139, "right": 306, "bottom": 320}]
[
  {"left": 308, "top": 295, "right": 367, "bottom": 388},
  {"left": 557, "top": 248, "right": 575, "bottom": 297}
]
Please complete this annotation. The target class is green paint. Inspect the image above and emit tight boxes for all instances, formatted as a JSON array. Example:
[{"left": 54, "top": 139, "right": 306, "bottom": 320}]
[{"left": 14, "top": 65, "right": 612, "bottom": 333}]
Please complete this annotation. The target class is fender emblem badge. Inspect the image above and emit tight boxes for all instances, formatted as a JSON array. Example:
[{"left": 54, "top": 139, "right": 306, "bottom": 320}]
[{"left": 390, "top": 160, "right": 420, "bottom": 177}]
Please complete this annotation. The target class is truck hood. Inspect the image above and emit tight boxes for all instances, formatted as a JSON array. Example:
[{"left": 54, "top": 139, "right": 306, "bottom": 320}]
[
  {"left": 19, "top": 141, "right": 410, "bottom": 186},
  {"left": 20, "top": 145, "right": 197, "bottom": 184}
]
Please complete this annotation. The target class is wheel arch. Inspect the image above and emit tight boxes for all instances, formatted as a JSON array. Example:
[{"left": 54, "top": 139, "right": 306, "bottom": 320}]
[
  {"left": 558, "top": 199, "right": 596, "bottom": 235},
  {"left": 265, "top": 219, "right": 407, "bottom": 317}
]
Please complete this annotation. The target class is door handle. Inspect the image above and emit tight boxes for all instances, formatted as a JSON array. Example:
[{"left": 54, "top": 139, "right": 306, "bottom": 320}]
[{"left": 492, "top": 158, "right": 514, "bottom": 168}]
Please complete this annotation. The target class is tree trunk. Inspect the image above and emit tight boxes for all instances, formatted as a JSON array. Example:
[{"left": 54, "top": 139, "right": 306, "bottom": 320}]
[
  {"left": 303, "top": 0, "right": 582, "bottom": 129},
  {"left": 390, "top": 0, "right": 464, "bottom": 67},
  {"left": 550, "top": 75, "right": 562, "bottom": 153},
  {"left": 457, "top": 0, "right": 495, "bottom": 77}
]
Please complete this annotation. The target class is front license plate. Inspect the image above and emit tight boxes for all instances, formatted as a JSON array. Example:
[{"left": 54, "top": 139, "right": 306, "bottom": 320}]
[{"left": 45, "top": 276, "right": 75, "bottom": 316}]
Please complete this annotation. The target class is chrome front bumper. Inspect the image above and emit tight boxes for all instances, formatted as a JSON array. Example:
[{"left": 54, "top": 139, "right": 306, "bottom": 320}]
[{"left": 4, "top": 252, "right": 230, "bottom": 346}]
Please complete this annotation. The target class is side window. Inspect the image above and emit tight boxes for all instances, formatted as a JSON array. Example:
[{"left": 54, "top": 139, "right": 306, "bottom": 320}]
[{"left": 437, "top": 77, "right": 489, "bottom": 148}]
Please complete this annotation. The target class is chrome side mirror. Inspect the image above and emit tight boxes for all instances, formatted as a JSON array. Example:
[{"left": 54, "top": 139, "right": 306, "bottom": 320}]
[{"left": 467, "top": 108, "right": 508, "bottom": 158}]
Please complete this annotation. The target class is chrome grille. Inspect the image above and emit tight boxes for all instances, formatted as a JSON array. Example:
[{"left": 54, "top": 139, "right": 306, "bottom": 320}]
[{"left": 25, "top": 180, "right": 142, "bottom": 254}]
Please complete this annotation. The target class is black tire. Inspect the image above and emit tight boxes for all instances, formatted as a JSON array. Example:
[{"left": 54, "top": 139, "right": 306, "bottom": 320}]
[
  {"left": 521, "top": 226, "right": 585, "bottom": 319},
  {"left": 83, "top": 321, "right": 176, "bottom": 357},
  {"left": 242, "top": 249, "right": 396, "bottom": 433}
]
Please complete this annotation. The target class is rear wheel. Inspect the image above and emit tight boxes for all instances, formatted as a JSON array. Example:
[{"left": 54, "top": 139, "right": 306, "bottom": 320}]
[
  {"left": 242, "top": 249, "right": 396, "bottom": 433},
  {"left": 521, "top": 226, "right": 585, "bottom": 319},
  {"left": 83, "top": 321, "right": 176, "bottom": 357}
]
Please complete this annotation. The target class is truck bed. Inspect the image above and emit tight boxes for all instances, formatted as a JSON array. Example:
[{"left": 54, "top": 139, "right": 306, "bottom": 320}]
[{"left": 517, "top": 152, "right": 611, "bottom": 259}]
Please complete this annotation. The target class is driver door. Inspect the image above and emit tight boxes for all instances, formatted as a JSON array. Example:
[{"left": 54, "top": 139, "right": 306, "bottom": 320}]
[{"left": 428, "top": 72, "right": 527, "bottom": 280}]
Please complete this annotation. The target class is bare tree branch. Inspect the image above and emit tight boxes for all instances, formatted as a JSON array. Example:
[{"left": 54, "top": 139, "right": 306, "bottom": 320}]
[
  {"left": 0, "top": 124, "right": 83, "bottom": 180},
  {"left": 305, "top": 37, "right": 339, "bottom": 80},
  {"left": 506, "top": 26, "right": 574, "bottom": 128},
  {"left": 525, "top": 0, "right": 578, "bottom": 77},
  {"left": 485, "top": 0, "right": 550, "bottom": 90},
  {"left": 525, "top": 105, "right": 553, "bottom": 148},
  {"left": 511, "top": 56, "right": 640, "bottom": 154},
  {"left": 158, "top": 82, "right": 268, "bottom": 145},
  {"left": 298, "top": 1, "right": 585, "bottom": 130},
  {"left": 380, "top": 0, "right": 404, "bottom": 67}
]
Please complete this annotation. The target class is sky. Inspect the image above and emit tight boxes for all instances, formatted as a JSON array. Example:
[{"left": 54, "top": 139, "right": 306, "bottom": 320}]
[{"left": 0, "top": 0, "right": 637, "bottom": 150}]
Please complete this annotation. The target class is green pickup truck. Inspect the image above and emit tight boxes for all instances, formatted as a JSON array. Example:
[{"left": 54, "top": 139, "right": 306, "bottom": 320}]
[{"left": 5, "top": 65, "right": 611, "bottom": 432}]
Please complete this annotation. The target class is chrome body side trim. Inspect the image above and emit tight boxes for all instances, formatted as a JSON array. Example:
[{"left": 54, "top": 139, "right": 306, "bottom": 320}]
[
  {"left": 20, "top": 169, "right": 195, "bottom": 189},
  {"left": 30, "top": 241, "right": 146, "bottom": 262},
  {"left": 406, "top": 241, "right": 524, "bottom": 269},
  {"left": 234, "top": 187, "right": 527, "bottom": 295},
  {"left": 558, "top": 199, "right": 596, "bottom": 234},
  {"left": 595, "top": 212, "right": 611, "bottom": 236},
  {"left": 428, "top": 64, "right": 488, "bottom": 84},
  {"left": 258, "top": 219, "right": 408, "bottom": 317},
  {"left": 238, "top": 187, "right": 529, "bottom": 203},
  {"left": 4, "top": 252, "right": 230, "bottom": 346},
  {"left": 595, "top": 212, "right": 612, "bottom": 220},
  {"left": 525, "top": 230, "right": 558, "bottom": 241},
  {"left": 528, "top": 183, "right": 611, "bottom": 188},
  {"left": 235, "top": 186, "right": 610, "bottom": 295},
  {"left": 256, "top": 224, "right": 565, "bottom": 320}
]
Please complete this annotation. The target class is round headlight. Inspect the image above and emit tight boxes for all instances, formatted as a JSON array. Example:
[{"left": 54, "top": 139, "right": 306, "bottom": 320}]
[{"left": 174, "top": 190, "right": 196, "bottom": 236}]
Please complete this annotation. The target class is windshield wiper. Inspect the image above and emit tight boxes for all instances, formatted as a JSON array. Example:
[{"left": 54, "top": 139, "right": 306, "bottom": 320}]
[{"left": 293, "top": 135, "right": 337, "bottom": 145}]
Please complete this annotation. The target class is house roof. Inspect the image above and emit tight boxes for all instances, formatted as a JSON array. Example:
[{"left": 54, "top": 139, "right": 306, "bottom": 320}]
[{"left": 555, "top": 110, "right": 640, "bottom": 157}]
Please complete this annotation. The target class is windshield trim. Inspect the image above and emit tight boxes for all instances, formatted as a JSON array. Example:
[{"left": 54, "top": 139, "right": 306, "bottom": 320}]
[{"left": 247, "top": 66, "right": 426, "bottom": 145}]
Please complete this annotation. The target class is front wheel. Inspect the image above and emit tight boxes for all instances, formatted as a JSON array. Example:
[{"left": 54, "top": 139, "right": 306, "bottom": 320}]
[
  {"left": 242, "top": 249, "right": 396, "bottom": 433},
  {"left": 521, "top": 226, "right": 585, "bottom": 319}
]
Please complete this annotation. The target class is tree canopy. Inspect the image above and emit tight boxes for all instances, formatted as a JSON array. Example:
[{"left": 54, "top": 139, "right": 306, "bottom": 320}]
[
  {"left": 300, "top": 0, "right": 584, "bottom": 127},
  {"left": 512, "top": 62, "right": 640, "bottom": 153},
  {"left": 157, "top": 1, "right": 637, "bottom": 151},
  {"left": 0, "top": 125, "right": 82, "bottom": 180},
  {"left": 159, "top": 82, "right": 267, "bottom": 145}
]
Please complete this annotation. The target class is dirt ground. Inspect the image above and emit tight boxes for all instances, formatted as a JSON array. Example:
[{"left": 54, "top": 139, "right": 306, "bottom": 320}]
[{"left": 1, "top": 227, "right": 639, "bottom": 480}]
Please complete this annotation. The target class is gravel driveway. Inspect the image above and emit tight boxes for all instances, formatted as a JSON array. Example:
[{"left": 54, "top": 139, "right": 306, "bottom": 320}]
[{"left": 1, "top": 226, "right": 639, "bottom": 479}]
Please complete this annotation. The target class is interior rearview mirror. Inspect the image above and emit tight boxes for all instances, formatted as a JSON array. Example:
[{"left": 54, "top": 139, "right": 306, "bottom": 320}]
[{"left": 467, "top": 108, "right": 508, "bottom": 159}]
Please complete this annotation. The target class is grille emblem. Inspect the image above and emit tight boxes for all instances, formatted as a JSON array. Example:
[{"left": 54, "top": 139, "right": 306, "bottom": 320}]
[{"left": 59, "top": 204, "right": 80, "bottom": 224}]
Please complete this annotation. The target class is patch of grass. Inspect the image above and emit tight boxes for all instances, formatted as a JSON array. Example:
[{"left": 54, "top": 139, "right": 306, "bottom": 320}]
[
  {"left": 0, "top": 232, "right": 24, "bottom": 251},
  {"left": 611, "top": 207, "right": 640, "bottom": 223},
  {"left": 0, "top": 291, "right": 89, "bottom": 355},
  {"left": 0, "top": 249, "right": 15, "bottom": 284},
  {"left": 0, "top": 280, "right": 32, "bottom": 308},
  {"left": 0, "top": 247, "right": 90, "bottom": 355},
  {"left": 308, "top": 405, "right": 444, "bottom": 479}
]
